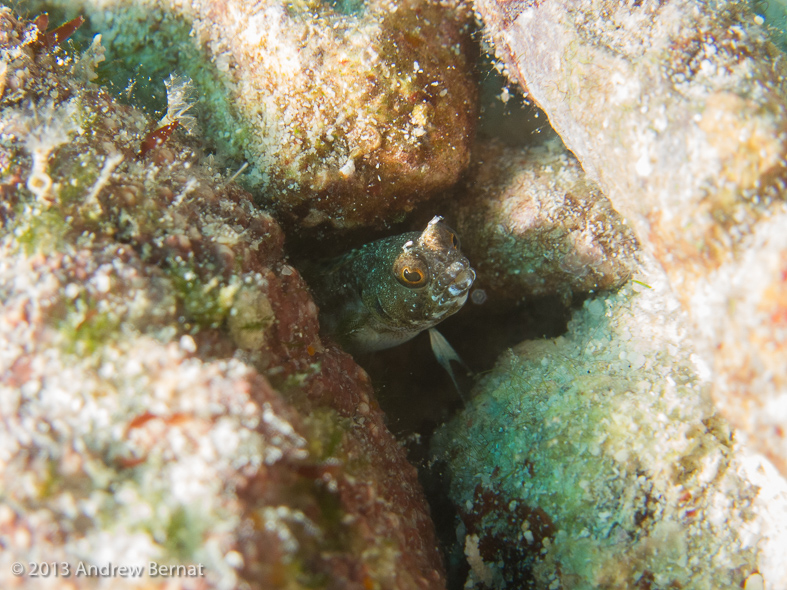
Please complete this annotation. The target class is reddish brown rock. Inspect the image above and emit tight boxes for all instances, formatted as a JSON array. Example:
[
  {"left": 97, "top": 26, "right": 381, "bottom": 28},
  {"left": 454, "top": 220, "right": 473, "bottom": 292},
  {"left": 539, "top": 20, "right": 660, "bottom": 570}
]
[
  {"left": 32, "top": 0, "right": 478, "bottom": 231},
  {"left": 454, "top": 138, "right": 637, "bottom": 304},
  {"left": 0, "top": 9, "right": 445, "bottom": 588}
]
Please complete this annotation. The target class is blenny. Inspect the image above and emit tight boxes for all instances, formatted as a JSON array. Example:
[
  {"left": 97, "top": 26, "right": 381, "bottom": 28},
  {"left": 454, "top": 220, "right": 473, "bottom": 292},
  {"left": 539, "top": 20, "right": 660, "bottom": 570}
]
[{"left": 305, "top": 216, "right": 476, "bottom": 357}]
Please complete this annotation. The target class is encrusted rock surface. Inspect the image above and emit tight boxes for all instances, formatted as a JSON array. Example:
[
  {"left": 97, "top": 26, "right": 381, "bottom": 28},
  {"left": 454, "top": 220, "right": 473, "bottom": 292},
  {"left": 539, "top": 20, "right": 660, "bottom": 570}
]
[
  {"left": 431, "top": 260, "right": 787, "bottom": 589},
  {"left": 35, "top": 0, "right": 477, "bottom": 231},
  {"left": 453, "top": 137, "right": 637, "bottom": 304},
  {"left": 0, "top": 9, "right": 445, "bottom": 588},
  {"left": 477, "top": 0, "right": 787, "bottom": 476}
]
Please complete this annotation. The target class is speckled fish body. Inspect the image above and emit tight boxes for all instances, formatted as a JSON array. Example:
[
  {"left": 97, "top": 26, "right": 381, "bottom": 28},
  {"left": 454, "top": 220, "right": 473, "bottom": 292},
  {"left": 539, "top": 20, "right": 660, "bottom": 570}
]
[{"left": 308, "top": 216, "right": 476, "bottom": 353}]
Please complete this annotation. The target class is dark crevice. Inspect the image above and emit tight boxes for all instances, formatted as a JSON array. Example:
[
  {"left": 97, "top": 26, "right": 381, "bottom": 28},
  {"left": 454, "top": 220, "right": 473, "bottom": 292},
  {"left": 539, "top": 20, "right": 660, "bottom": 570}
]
[{"left": 353, "top": 294, "right": 572, "bottom": 588}]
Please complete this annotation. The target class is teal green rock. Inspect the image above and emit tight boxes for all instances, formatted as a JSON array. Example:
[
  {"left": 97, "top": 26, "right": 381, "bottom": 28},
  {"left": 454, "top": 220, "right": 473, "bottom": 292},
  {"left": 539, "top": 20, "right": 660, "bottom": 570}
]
[{"left": 431, "top": 260, "right": 787, "bottom": 589}]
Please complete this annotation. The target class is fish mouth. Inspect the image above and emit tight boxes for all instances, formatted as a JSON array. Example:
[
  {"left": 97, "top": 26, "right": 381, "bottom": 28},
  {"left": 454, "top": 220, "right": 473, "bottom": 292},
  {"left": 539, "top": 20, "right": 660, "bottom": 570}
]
[{"left": 434, "top": 259, "right": 475, "bottom": 307}]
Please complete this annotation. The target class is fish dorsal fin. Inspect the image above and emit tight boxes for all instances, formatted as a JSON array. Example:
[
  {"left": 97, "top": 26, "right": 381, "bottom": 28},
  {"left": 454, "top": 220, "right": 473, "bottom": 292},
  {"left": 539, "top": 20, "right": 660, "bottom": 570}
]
[{"left": 428, "top": 328, "right": 469, "bottom": 403}]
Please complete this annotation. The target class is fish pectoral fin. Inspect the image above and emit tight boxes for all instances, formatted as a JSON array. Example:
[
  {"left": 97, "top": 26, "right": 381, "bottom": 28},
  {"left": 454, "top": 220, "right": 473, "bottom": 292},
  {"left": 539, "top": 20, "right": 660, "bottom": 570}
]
[{"left": 428, "top": 328, "right": 469, "bottom": 403}]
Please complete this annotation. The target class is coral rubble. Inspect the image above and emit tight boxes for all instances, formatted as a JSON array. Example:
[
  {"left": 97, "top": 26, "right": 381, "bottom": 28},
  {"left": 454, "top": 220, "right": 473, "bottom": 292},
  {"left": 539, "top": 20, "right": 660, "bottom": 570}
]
[
  {"left": 453, "top": 137, "right": 637, "bottom": 305},
  {"left": 33, "top": 0, "right": 477, "bottom": 231},
  {"left": 477, "top": 0, "right": 787, "bottom": 476},
  {"left": 432, "top": 261, "right": 787, "bottom": 589},
  {"left": 0, "top": 9, "right": 445, "bottom": 588}
]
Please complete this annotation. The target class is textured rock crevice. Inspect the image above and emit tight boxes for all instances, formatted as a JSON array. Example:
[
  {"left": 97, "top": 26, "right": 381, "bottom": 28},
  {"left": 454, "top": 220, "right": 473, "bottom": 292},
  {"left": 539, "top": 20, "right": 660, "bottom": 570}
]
[
  {"left": 450, "top": 137, "right": 638, "bottom": 306},
  {"left": 0, "top": 9, "right": 447, "bottom": 588},
  {"left": 432, "top": 258, "right": 787, "bottom": 589},
  {"left": 476, "top": 0, "right": 787, "bottom": 478},
  {"left": 31, "top": 0, "right": 478, "bottom": 231}
]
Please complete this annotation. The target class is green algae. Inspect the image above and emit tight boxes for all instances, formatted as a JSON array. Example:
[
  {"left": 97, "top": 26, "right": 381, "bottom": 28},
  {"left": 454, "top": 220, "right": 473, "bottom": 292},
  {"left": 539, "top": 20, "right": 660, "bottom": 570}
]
[
  {"left": 58, "top": 296, "right": 123, "bottom": 356},
  {"left": 165, "top": 262, "right": 238, "bottom": 331},
  {"left": 283, "top": 362, "right": 323, "bottom": 388},
  {"left": 163, "top": 505, "right": 205, "bottom": 561},
  {"left": 302, "top": 408, "right": 348, "bottom": 462},
  {"left": 93, "top": 13, "right": 196, "bottom": 115},
  {"left": 324, "top": 0, "right": 367, "bottom": 16},
  {"left": 37, "top": 457, "right": 64, "bottom": 501},
  {"left": 10, "top": 203, "right": 71, "bottom": 254},
  {"left": 751, "top": 0, "right": 787, "bottom": 50},
  {"left": 8, "top": 176, "right": 111, "bottom": 258}
]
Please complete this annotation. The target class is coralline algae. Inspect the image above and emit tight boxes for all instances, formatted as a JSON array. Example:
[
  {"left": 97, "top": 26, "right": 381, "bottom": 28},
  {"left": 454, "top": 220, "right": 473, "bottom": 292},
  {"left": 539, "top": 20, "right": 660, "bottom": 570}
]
[
  {"left": 32, "top": 0, "right": 477, "bottom": 231},
  {"left": 431, "top": 259, "right": 787, "bottom": 589}
]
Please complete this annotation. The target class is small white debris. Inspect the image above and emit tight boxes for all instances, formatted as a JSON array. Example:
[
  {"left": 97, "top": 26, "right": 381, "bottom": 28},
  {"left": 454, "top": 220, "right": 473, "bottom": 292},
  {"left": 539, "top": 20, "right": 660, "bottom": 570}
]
[
  {"left": 464, "top": 534, "right": 494, "bottom": 586},
  {"left": 471, "top": 289, "right": 487, "bottom": 305},
  {"left": 172, "top": 177, "right": 198, "bottom": 207},
  {"left": 635, "top": 151, "right": 653, "bottom": 177},
  {"left": 500, "top": 86, "right": 511, "bottom": 104},
  {"left": 94, "top": 273, "right": 111, "bottom": 294},
  {"left": 224, "top": 550, "right": 244, "bottom": 569},
  {"left": 225, "top": 161, "right": 249, "bottom": 185},
  {"left": 339, "top": 157, "right": 355, "bottom": 179},
  {"left": 744, "top": 573, "right": 764, "bottom": 590},
  {"left": 179, "top": 335, "right": 197, "bottom": 353}
]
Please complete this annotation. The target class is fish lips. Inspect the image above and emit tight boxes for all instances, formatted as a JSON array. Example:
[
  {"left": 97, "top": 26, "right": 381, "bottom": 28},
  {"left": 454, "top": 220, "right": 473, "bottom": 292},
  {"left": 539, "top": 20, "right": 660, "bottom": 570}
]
[{"left": 434, "top": 259, "right": 476, "bottom": 307}]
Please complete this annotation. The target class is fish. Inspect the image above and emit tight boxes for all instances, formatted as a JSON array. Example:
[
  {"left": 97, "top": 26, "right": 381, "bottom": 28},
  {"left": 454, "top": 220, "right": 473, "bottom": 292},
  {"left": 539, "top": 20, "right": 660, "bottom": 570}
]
[{"left": 304, "top": 216, "right": 476, "bottom": 362}]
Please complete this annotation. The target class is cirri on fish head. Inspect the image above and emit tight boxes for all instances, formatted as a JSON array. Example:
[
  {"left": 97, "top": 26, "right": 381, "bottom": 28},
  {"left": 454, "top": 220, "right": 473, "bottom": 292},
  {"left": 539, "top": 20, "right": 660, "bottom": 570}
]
[{"left": 307, "top": 216, "right": 476, "bottom": 353}]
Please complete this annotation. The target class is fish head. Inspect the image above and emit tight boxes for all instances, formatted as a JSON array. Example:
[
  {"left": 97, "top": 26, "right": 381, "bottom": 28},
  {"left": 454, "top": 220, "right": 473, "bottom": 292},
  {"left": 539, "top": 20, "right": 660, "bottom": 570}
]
[{"left": 365, "top": 216, "right": 475, "bottom": 335}]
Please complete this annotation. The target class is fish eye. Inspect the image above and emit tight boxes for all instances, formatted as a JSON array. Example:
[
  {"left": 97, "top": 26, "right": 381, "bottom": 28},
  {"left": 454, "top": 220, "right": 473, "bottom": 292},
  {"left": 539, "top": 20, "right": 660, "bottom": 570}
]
[
  {"left": 450, "top": 232, "right": 460, "bottom": 250},
  {"left": 402, "top": 267, "right": 424, "bottom": 284},
  {"left": 394, "top": 256, "right": 428, "bottom": 288}
]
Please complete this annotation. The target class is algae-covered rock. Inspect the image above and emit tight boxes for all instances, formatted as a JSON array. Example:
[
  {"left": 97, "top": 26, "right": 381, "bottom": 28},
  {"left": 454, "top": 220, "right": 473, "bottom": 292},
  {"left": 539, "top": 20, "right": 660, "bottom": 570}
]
[
  {"left": 431, "top": 260, "right": 787, "bottom": 589},
  {"left": 33, "top": 0, "right": 477, "bottom": 231},
  {"left": 0, "top": 9, "right": 445, "bottom": 588},
  {"left": 477, "top": 0, "right": 787, "bottom": 478},
  {"left": 453, "top": 138, "right": 637, "bottom": 304}
]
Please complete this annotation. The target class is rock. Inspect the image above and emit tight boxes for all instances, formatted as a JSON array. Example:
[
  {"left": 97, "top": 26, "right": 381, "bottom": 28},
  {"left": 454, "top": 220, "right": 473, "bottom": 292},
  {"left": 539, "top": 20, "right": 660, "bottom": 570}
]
[
  {"left": 0, "top": 9, "right": 445, "bottom": 588},
  {"left": 33, "top": 0, "right": 477, "bottom": 231},
  {"left": 453, "top": 138, "right": 637, "bottom": 304},
  {"left": 476, "top": 0, "right": 787, "bottom": 477},
  {"left": 431, "top": 259, "right": 787, "bottom": 589}
]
